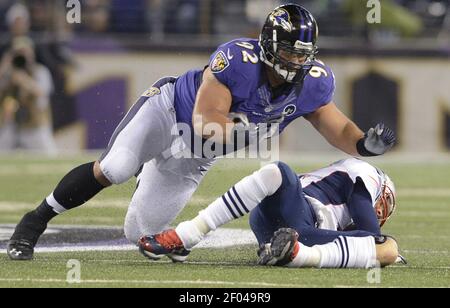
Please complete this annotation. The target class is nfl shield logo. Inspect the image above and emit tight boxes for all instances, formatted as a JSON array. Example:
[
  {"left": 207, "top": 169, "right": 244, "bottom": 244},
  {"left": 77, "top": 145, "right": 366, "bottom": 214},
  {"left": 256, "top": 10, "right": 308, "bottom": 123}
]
[{"left": 284, "top": 104, "right": 297, "bottom": 116}]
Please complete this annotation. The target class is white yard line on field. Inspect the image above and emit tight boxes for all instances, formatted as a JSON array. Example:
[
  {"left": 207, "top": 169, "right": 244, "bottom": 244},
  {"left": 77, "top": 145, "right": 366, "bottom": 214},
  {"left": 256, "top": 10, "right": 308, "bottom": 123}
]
[
  {"left": 0, "top": 277, "right": 445, "bottom": 288},
  {"left": 0, "top": 196, "right": 214, "bottom": 211},
  {"left": 0, "top": 277, "right": 307, "bottom": 288},
  {"left": 397, "top": 188, "right": 450, "bottom": 198},
  {"left": 401, "top": 235, "right": 450, "bottom": 240},
  {"left": 390, "top": 265, "right": 450, "bottom": 270},
  {"left": 396, "top": 211, "right": 450, "bottom": 217},
  {"left": 403, "top": 250, "right": 449, "bottom": 255},
  {"left": 0, "top": 228, "right": 258, "bottom": 254},
  {"left": 1, "top": 188, "right": 450, "bottom": 212},
  {"left": 0, "top": 164, "right": 76, "bottom": 176}
]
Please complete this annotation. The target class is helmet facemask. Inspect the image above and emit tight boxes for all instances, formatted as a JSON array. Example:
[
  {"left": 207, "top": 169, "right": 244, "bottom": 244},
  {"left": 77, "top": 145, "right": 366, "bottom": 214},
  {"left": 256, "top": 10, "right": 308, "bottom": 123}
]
[
  {"left": 376, "top": 175, "right": 397, "bottom": 227},
  {"left": 260, "top": 32, "right": 318, "bottom": 84}
]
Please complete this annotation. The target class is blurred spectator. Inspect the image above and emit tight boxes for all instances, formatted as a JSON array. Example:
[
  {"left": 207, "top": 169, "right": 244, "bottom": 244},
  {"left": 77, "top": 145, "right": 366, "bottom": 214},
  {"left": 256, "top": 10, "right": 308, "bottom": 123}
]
[
  {"left": 1, "top": 3, "right": 31, "bottom": 69},
  {"left": 147, "top": 0, "right": 165, "bottom": 40},
  {"left": 343, "top": 0, "right": 424, "bottom": 40},
  {"left": 6, "top": 2, "right": 30, "bottom": 37},
  {"left": 0, "top": 0, "right": 14, "bottom": 31},
  {"left": 439, "top": 4, "right": 450, "bottom": 41},
  {"left": 212, "top": 0, "right": 252, "bottom": 37},
  {"left": 78, "top": 0, "right": 111, "bottom": 33},
  {"left": 109, "top": 0, "right": 149, "bottom": 33},
  {"left": 163, "top": 0, "right": 200, "bottom": 35},
  {"left": 27, "top": 0, "right": 53, "bottom": 32},
  {"left": 246, "top": 0, "right": 281, "bottom": 26},
  {"left": 0, "top": 37, "right": 57, "bottom": 155},
  {"left": 1, "top": 2, "right": 77, "bottom": 132}
]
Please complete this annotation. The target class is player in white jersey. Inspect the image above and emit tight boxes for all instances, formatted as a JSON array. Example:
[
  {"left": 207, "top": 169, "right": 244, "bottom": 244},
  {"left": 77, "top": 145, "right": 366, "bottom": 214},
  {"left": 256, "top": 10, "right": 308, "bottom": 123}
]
[
  {"left": 139, "top": 158, "right": 404, "bottom": 268},
  {"left": 299, "top": 158, "right": 395, "bottom": 232}
]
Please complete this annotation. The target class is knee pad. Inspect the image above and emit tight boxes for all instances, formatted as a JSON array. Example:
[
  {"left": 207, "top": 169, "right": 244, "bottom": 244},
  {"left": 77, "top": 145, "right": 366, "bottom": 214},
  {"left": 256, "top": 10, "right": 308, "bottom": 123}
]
[
  {"left": 255, "top": 163, "right": 283, "bottom": 196},
  {"left": 100, "top": 148, "right": 140, "bottom": 185}
]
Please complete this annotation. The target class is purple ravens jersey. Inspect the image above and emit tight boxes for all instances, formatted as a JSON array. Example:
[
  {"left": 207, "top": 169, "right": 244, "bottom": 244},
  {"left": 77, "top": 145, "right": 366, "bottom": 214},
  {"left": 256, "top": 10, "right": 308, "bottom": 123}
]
[{"left": 174, "top": 38, "right": 335, "bottom": 133}]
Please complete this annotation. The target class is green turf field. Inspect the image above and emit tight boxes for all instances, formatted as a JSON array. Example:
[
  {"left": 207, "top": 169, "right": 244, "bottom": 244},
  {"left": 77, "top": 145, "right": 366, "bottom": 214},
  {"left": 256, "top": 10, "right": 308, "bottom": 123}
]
[{"left": 0, "top": 154, "right": 449, "bottom": 288}]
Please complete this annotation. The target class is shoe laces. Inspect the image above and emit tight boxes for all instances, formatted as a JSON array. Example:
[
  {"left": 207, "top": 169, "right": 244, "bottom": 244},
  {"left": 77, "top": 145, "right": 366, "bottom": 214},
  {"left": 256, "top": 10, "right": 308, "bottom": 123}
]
[{"left": 155, "top": 230, "right": 184, "bottom": 250}]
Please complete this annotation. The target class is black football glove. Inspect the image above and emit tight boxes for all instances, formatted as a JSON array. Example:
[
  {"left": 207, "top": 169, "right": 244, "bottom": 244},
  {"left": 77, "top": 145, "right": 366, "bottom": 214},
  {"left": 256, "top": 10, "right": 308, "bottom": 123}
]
[{"left": 357, "top": 123, "right": 396, "bottom": 157}]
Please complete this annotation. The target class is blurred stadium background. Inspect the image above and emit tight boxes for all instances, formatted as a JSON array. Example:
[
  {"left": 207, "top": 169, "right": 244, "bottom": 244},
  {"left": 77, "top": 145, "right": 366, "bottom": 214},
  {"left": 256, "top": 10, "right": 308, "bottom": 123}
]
[
  {"left": 1, "top": 0, "right": 449, "bottom": 155},
  {"left": 0, "top": 0, "right": 449, "bottom": 288}
]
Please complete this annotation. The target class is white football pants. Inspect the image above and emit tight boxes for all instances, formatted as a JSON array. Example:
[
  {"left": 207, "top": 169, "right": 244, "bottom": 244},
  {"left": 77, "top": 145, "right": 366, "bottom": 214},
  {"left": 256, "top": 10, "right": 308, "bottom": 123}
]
[{"left": 98, "top": 77, "right": 215, "bottom": 243}]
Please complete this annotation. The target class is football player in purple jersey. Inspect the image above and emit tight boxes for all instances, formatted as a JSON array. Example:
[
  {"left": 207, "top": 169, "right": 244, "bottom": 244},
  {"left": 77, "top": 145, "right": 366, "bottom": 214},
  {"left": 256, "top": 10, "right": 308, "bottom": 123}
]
[{"left": 7, "top": 4, "right": 395, "bottom": 261}]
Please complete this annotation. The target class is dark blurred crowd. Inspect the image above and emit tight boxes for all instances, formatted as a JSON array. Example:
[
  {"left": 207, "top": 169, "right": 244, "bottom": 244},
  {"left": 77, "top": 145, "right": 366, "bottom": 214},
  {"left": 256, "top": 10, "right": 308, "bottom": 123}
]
[
  {"left": 0, "top": 0, "right": 448, "bottom": 153},
  {"left": 0, "top": 0, "right": 448, "bottom": 38}
]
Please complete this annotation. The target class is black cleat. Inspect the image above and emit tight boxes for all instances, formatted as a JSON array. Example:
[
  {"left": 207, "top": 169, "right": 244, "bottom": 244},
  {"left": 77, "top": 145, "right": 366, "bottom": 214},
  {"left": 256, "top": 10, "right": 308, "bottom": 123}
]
[
  {"left": 259, "top": 228, "right": 299, "bottom": 266},
  {"left": 7, "top": 240, "right": 35, "bottom": 261},
  {"left": 7, "top": 209, "right": 49, "bottom": 261}
]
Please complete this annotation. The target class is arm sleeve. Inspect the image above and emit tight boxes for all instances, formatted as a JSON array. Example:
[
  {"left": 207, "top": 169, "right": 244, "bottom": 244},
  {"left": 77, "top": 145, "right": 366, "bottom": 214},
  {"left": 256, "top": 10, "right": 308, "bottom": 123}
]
[
  {"left": 209, "top": 43, "right": 255, "bottom": 99},
  {"left": 346, "top": 178, "right": 381, "bottom": 235},
  {"left": 298, "top": 227, "right": 376, "bottom": 246},
  {"left": 317, "top": 68, "right": 335, "bottom": 106},
  {"left": 297, "top": 178, "right": 379, "bottom": 246}
]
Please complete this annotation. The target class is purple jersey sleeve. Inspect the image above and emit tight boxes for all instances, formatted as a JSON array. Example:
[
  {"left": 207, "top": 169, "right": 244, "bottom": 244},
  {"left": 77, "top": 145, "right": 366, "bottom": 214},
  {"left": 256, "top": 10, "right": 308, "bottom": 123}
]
[
  {"left": 300, "top": 60, "right": 336, "bottom": 112},
  {"left": 209, "top": 39, "right": 260, "bottom": 99}
]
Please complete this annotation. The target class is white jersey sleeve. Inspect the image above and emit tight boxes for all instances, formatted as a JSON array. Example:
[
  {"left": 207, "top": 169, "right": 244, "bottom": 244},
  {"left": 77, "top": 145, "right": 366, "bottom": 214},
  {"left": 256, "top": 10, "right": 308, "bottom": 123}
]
[{"left": 335, "top": 158, "right": 383, "bottom": 205}]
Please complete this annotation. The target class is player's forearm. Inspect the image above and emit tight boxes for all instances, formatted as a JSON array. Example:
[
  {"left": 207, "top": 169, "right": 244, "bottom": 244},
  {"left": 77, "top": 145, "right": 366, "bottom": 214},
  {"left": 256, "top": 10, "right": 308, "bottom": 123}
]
[
  {"left": 328, "top": 121, "right": 364, "bottom": 156},
  {"left": 307, "top": 103, "right": 364, "bottom": 156},
  {"left": 300, "top": 226, "right": 376, "bottom": 246},
  {"left": 347, "top": 180, "right": 382, "bottom": 235},
  {"left": 192, "top": 110, "right": 235, "bottom": 144}
]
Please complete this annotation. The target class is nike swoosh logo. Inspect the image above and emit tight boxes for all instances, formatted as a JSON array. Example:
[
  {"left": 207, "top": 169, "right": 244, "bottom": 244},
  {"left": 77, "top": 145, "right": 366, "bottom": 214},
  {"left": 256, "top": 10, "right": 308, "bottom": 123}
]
[{"left": 227, "top": 49, "right": 234, "bottom": 60}]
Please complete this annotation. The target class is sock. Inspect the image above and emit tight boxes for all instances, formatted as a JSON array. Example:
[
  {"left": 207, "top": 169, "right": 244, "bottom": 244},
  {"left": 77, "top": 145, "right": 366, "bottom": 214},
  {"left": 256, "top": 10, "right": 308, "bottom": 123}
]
[
  {"left": 175, "top": 216, "right": 212, "bottom": 250},
  {"left": 288, "top": 236, "right": 377, "bottom": 269},
  {"left": 10, "top": 162, "right": 105, "bottom": 246},
  {"left": 287, "top": 242, "right": 321, "bottom": 268},
  {"left": 46, "top": 162, "right": 105, "bottom": 213},
  {"left": 192, "top": 216, "right": 210, "bottom": 234},
  {"left": 200, "top": 164, "right": 282, "bottom": 230},
  {"left": 177, "top": 164, "right": 283, "bottom": 249}
]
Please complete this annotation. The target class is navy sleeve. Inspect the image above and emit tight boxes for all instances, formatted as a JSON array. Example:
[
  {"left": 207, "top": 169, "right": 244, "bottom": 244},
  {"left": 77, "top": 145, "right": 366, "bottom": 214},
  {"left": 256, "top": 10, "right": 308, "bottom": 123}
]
[
  {"left": 346, "top": 178, "right": 381, "bottom": 235},
  {"left": 297, "top": 179, "right": 380, "bottom": 246},
  {"left": 298, "top": 227, "right": 375, "bottom": 246}
]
